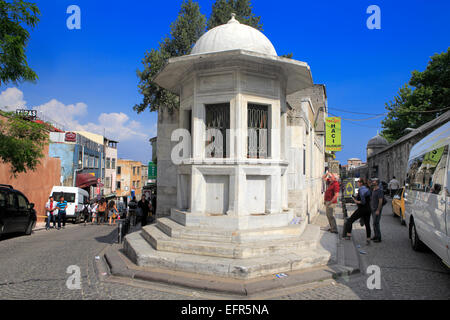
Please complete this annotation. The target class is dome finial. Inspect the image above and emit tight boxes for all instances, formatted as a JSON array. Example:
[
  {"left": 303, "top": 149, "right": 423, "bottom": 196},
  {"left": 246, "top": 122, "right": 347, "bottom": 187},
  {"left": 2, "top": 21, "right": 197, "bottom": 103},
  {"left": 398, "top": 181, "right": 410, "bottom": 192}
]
[{"left": 228, "top": 13, "right": 239, "bottom": 24}]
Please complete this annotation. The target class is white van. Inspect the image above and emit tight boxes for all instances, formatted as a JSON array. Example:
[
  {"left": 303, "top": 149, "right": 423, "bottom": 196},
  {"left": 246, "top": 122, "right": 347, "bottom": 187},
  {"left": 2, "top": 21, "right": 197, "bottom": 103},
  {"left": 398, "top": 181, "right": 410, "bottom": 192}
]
[
  {"left": 49, "top": 186, "right": 90, "bottom": 224},
  {"left": 404, "top": 121, "right": 450, "bottom": 267}
]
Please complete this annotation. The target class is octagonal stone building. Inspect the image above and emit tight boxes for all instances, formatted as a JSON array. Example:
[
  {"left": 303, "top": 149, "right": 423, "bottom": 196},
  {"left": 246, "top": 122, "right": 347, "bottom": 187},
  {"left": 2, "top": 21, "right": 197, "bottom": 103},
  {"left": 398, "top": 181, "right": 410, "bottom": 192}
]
[{"left": 125, "top": 15, "right": 331, "bottom": 279}]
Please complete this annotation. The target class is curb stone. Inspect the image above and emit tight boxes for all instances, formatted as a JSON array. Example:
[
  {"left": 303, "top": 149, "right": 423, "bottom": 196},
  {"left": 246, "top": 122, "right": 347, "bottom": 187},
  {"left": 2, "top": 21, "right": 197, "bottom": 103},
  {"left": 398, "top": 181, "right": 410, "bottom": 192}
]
[{"left": 103, "top": 245, "right": 361, "bottom": 297}]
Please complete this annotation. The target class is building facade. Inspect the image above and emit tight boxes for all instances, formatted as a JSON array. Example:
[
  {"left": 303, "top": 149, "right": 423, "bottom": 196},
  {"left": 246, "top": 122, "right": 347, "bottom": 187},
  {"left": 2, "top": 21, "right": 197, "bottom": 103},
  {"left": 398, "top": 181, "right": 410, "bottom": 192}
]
[
  {"left": 116, "top": 159, "right": 143, "bottom": 202},
  {"left": 49, "top": 132, "right": 103, "bottom": 198}
]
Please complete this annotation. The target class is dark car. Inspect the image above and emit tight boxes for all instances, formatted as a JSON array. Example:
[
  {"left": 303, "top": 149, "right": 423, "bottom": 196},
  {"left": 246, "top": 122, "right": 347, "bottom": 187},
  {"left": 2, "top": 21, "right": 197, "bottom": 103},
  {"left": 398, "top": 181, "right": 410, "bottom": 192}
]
[{"left": 0, "top": 185, "right": 37, "bottom": 237}]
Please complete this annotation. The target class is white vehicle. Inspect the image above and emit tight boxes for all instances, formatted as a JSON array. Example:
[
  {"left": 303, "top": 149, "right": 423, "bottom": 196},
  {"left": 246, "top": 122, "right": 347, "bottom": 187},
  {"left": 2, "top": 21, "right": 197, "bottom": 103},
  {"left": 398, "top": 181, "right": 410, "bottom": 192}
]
[
  {"left": 49, "top": 186, "right": 90, "bottom": 224},
  {"left": 404, "top": 121, "right": 450, "bottom": 267}
]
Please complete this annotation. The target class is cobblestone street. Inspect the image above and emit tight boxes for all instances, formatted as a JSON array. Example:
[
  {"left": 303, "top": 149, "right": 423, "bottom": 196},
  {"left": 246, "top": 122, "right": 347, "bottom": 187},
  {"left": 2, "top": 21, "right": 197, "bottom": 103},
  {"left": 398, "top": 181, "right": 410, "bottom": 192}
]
[{"left": 0, "top": 201, "right": 449, "bottom": 300}]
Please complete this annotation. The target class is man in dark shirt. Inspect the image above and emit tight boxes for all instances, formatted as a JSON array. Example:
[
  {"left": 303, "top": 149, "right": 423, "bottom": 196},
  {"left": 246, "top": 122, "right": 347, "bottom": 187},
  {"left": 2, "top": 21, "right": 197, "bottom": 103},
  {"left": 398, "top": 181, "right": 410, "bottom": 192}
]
[
  {"left": 138, "top": 195, "right": 151, "bottom": 227},
  {"left": 370, "top": 178, "right": 384, "bottom": 242}
]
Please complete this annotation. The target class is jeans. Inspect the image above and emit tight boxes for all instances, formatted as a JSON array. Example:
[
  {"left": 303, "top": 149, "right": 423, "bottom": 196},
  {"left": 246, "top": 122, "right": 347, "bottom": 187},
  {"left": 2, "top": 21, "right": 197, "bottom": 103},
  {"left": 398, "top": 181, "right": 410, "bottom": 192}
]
[
  {"left": 46, "top": 214, "right": 56, "bottom": 229},
  {"left": 57, "top": 212, "right": 66, "bottom": 228},
  {"left": 372, "top": 209, "right": 382, "bottom": 240},
  {"left": 343, "top": 207, "right": 371, "bottom": 239}
]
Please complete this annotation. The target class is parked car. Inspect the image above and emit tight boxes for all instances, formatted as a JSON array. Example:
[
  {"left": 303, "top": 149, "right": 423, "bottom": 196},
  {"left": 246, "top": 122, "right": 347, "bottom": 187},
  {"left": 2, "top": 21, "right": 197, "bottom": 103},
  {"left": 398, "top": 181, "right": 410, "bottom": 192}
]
[
  {"left": 49, "top": 186, "right": 89, "bottom": 224},
  {"left": 0, "top": 184, "right": 37, "bottom": 236},
  {"left": 404, "top": 121, "right": 450, "bottom": 267},
  {"left": 391, "top": 187, "right": 406, "bottom": 225}
]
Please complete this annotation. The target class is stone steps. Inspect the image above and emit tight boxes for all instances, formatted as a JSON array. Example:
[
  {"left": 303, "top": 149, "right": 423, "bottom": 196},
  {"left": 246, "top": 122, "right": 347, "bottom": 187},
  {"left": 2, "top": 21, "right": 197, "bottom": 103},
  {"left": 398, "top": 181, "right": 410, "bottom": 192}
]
[
  {"left": 141, "top": 223, "right": 319, "bottom": 259},
  {"left": 156, "top": 217, "right": 307, "bottom": 243},
  {"left": 123, "top": 231, "right": 331, "bottom": 280}
]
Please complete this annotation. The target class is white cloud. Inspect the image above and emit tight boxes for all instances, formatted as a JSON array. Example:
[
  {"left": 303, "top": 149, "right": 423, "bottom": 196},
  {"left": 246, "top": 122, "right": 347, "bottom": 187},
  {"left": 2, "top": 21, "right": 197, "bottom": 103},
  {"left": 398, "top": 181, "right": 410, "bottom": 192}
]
[
  {"left": 0, "top": 87, "right": 156, "bottom": 162},
  {"left": 0, "top": 87, "right": 27, "bottom": 111}
]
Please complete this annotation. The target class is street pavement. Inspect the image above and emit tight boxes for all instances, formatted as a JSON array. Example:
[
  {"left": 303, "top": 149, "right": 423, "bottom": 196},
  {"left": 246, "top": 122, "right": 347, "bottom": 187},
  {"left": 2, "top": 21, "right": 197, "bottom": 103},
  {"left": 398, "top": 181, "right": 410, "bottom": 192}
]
[
  {"left": 0, "top": 201, "right": 449, "bottom": 300},
  {"left": 0, "top": 223, "right": 194, "bottom": 300}
]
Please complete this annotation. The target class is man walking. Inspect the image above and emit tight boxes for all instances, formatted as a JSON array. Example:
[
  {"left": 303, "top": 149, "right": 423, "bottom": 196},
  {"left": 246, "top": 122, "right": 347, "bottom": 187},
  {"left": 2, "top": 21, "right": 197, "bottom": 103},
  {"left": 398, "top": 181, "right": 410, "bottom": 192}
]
[
  {"left": 388, "top": 176, "right": 400, "bottom": 197},
  {"left": 371, "top": 178, "right": 384, "bottom": 242},
  {"left": 56, "top": 196, "right": 68, "bottom": 230},
  {"left": 45, "top": 196, "right": 57, "bottom": 230},
  {"left": 138, "top": 195, "right": 151, "bottom": 227},
  {"left": 322, "top": 171, "right": 340, "bottom": 234}
]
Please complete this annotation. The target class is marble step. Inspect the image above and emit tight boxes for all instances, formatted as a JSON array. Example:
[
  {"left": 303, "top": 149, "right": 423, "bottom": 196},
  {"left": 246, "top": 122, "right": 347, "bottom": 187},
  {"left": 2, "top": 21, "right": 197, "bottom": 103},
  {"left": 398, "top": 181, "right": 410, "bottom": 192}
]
[
  {"left": 124, "top": 231, "right": 331, "bottom": 280},
  {"left": 141, "top": 223, "right": 320, "bottom": 259},
  {"left": 156, "top": 217, "right": 307, "bottom": 243}
]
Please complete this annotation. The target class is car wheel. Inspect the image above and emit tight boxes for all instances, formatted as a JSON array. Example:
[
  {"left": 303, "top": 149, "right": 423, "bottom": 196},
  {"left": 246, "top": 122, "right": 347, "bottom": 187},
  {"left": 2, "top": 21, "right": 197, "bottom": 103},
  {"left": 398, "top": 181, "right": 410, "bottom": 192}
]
[
  {"left": 410, "top": 219, "right": 425, "bottom": 251},
  {"left": 25, "top": 220, "right": 34, "bottom": 235}
]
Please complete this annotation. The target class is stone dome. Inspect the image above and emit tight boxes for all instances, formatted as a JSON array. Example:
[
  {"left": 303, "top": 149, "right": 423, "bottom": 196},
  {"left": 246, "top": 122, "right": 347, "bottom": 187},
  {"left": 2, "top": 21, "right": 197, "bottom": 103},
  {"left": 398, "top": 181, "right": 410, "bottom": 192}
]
[
  {"left": 191, "top": 14, "right": 277, "bottom": 56},
  {"left": 367, "top": 134, "right": 389, "bottom": 148}
]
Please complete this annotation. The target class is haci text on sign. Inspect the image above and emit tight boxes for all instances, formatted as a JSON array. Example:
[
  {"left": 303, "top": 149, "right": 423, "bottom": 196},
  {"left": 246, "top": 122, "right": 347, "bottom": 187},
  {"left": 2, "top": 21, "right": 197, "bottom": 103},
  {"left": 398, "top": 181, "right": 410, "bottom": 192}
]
[{"left": 325, "top": 117, "right": 342, "bottom": 152}]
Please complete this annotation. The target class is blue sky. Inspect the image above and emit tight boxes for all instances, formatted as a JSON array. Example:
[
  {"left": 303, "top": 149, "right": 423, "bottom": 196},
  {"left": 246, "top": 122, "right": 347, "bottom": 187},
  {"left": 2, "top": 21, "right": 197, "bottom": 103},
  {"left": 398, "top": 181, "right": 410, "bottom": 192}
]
[{"left": 0, "top": 0, "right": 449, "bottom": 164}]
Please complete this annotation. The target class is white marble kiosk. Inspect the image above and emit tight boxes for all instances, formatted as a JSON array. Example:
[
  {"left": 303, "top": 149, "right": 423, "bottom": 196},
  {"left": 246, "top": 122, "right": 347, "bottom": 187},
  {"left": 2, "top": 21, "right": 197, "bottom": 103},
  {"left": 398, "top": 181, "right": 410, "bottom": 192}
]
[{"left": 124, "top": 16, "right": 331, "bottom": 279}]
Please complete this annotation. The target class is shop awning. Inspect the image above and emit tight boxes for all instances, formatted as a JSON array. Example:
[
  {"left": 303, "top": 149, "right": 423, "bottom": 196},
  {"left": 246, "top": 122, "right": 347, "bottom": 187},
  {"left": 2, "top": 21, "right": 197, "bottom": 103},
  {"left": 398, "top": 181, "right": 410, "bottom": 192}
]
[{"left": 76, "top": 173, "right": 98, "bottom": 189}]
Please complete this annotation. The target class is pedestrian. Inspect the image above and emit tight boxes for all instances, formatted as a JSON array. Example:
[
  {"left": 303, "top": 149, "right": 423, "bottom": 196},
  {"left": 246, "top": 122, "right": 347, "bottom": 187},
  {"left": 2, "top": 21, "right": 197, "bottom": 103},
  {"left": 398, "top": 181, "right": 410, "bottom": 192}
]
[
  {"left": 138, "top": 195, "right": 151, "bottom": 227},
  {"left": 322, "top": 171, "right": 340, "bottom": 234},
  {"left": 82, "top": 200, "right": 90, "bottom": 225},
  {"left": 343, "top": 178, "right": 372, "bottom": 244},
  {"left": 56, "top": 195, "right": 68, "bottom": 230},
  {"left": 370, "top": 178, "right": 384, "bottom": 243},
  {"left": 128, "top": 197, "right": 138, "bottom": 227},
  {"left": 151, "top": 191, "right": 157, "bottom": 219},
  {"left": 108, "top": 200, "right": 119, "bottom": 226},
  {"left": 91, "top": 200, "right": 98, "bottom": 224},
  {"left": 388, "top": 176, "right": 400, "bottom": 197},
  {"left": 45, "top": 196, "right": 57, "bottom": 230},
  {"left": 97, "top": 198, "right": 107, "bottom": 224}
]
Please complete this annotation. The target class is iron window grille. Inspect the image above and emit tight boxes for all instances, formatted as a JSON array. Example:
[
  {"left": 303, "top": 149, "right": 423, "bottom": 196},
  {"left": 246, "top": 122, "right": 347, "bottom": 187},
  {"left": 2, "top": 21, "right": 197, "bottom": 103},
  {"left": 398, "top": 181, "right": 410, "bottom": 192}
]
[
  {"left": 248, "top": 104, "right": 269, "bottom": 159},
  {"left": 205, "top": 103, "right": 230, "bottom": 158}
]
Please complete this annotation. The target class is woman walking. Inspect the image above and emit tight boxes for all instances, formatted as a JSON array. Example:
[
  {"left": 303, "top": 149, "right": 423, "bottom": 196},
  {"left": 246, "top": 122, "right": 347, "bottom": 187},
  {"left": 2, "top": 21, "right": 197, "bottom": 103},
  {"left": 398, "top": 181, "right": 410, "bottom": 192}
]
[
  {"left": 343, "top": 178, "right": 372, "bottom": 244},
  {"left": 97, "top": 198, "right": 107, "bottom": 224},
  {"left": 108, "top": 200, "right": 119, "bottom": 226}
]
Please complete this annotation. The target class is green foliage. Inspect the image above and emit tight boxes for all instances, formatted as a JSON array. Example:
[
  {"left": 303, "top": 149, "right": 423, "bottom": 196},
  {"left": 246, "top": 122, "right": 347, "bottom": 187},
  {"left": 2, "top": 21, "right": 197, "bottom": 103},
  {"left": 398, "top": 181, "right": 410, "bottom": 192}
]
[
  {"left": 134, "top": 0, "right": 206, "bottom": 114},
  {"left": 281, "top": 53, "right": 293, "bottom": 59},
  {"left": 207, "top": 0, "right": 262, "bottom": 30},
  {"left": 0, "top": 111, "right": 49, "bottom": 176},
  {"left": 381, "top": 48, "right": 450, "bottom": 142},
  {"left": 0, "top": 0, "right": 40, "bottom": 86}
]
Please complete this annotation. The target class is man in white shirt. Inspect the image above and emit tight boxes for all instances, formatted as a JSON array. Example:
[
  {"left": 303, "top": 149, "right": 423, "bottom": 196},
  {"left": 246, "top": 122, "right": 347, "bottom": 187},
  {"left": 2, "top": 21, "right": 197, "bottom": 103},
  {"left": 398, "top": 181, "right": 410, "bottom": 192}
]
[
  {"left": 45, "top": 196, "right": 58, "bottom": 230},
  {"left": 388, "top": 176, "right": 401, "bottom": 197}
]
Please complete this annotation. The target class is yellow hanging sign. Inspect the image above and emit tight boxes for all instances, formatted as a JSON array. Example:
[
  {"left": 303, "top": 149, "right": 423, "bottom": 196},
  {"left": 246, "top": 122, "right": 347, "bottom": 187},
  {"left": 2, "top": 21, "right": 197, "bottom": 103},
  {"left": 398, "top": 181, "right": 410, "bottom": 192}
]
[{"left": 325, "top": 117, "right": 342, "bottom": 152}]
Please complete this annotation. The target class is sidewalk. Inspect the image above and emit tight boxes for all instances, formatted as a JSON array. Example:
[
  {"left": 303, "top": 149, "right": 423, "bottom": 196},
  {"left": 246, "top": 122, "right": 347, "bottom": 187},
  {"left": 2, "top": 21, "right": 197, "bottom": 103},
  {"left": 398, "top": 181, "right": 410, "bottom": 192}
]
[{"left": 99, "top": 210, "right": 361, "bottom": 297}]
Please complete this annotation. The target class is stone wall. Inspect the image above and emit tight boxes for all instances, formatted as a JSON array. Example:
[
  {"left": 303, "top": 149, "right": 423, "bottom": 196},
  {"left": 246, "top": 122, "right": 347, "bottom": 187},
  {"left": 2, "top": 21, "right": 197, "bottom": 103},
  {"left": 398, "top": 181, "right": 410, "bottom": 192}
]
[
  {"left": 367, "top": 112, "right": 450, "bottom": 185},
  {"left": 156, "top": 106, "right": 179, "bottom": 217},
  {"left": 0, "top": 144, "right": 61, "bottom": 223}
]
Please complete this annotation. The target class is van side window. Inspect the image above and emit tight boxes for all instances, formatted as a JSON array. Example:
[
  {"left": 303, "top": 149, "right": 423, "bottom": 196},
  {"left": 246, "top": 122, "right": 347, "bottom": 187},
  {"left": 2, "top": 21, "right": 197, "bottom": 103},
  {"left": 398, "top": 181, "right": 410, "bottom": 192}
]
[
  {"left": 406, "top": 145, "right": 448, "bottom": 194},
  {"left": 7, "top": 193, "right": 17, "bottom": 208},
  {"left": 17, "top": 194, "right": 28, "bottom": 210},
  {"left": 0, "top": 191, "right": 6, "bottom": 207}
]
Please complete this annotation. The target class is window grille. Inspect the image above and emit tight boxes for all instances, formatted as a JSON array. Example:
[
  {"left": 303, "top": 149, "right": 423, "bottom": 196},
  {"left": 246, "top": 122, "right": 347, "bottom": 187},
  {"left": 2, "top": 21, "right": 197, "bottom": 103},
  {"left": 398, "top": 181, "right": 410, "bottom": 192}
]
[
  {"left": 248, "top": 104, "right": 269, "bottom": 159},
  {"left": 205, "top": 103, "right": 230, "bottom": 158}
]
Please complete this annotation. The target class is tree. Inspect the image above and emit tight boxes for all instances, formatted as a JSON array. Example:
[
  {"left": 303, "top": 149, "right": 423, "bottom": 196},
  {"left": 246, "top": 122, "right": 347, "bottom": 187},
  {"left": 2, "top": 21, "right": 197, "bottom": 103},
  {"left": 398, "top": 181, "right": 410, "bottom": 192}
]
[
  {"left": 207, "top": 0, "right": 262, "bottom": 30},
  {"left": 134, "top": 0, "right": 206, "bottom": 114},
  {"left": 0, "top": 0, "right": 40, "bottom": 86},
  {"left": 0, "top": 111, "right": 49, "bottom": 176},
  {"left": 381, "top": 48, "right": 450, "bottom": 142}
]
